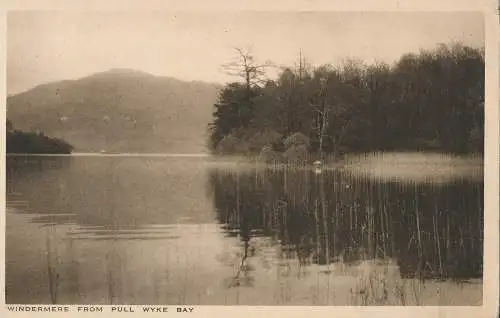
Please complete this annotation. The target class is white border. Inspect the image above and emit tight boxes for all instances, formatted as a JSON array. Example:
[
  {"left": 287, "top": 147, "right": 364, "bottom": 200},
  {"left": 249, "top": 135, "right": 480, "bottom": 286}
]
[{"left": 0, "top": 1, "right": 498, "bottom": 317}]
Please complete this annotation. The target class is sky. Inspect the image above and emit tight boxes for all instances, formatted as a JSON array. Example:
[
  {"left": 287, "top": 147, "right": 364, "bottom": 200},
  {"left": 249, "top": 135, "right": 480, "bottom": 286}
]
[{"left": 7, "top": 11, "right": 484, "bottom": 95}]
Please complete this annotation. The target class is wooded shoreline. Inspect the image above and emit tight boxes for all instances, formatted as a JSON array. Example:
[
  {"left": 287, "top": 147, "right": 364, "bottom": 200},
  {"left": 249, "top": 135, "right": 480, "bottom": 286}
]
[{"left": 209, "top": 43, "right": 484, "bottom": 159}]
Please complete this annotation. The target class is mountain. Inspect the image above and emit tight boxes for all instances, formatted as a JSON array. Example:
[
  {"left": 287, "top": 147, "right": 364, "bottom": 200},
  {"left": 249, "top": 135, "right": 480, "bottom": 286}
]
[{"left": 7, "top": 69, "right": 222, "bottom": 153}]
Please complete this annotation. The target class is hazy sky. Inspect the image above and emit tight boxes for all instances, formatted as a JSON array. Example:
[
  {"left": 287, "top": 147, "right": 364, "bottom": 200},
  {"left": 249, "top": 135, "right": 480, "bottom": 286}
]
[{"left": 7, "top": 11, "right": 484, "bottom": 95}]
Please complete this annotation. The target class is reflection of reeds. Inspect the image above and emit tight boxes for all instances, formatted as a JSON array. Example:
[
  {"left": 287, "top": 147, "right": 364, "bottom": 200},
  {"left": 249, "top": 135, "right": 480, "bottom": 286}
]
[
  {"left": 181, "top": 260, "right": 188, "bottom": 305},
  {"left": 210, "top": 161, "right": 483, "bottom": 304},
  {"left": 228, "top": 240, "right": 252, "bottom": 288},
  {"left": 105, "top": 253, "right": 115, "bottom": 304},
  {"left": 433, "top": 202, "right": 443, "bottom": 277},
  {"left": 414, "top": 187, "right": 423, "bottom": 278},
  {"left": 45, "top": 225, "right": 58, "bottom": 304},
  {"left": 318, "top": 171, "right": 332, "bottom": 303}
]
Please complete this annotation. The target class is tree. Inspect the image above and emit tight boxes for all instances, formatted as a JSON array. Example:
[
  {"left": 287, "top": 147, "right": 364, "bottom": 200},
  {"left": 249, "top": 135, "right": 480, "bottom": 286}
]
[
  {"left": 365, "top": 62, "right": 391, "bottom": 150},
  {"left": 222, "top": 47, "right": 273, "bottom": 91},
  {"left": 209, "top": 43, "right": 484, "bottom": 157},
  {"left": 310, "top": 71, "right": 330, "bottom": 158},
  {"left": 208, "top": 83, "right": 250, "bottom": 151}
]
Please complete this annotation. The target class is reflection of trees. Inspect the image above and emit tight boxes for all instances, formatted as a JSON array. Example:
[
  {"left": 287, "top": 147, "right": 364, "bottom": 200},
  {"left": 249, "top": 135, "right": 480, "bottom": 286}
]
[
  {"left": 228, "top": 239, "right": 255, "bottom": 288},
  {"left": 6, "top": 156, "right": 74, "bottom": 218},
  {"left": 209, "top": 167, "right": 483, "bottom": 280}
]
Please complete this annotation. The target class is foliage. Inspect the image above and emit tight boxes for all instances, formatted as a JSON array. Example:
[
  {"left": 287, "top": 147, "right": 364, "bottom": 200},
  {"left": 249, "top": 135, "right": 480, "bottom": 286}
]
[
  {"left": 6, "top": 120, "right": 74, "bottom": 154},
  {"left": 209, "top": 43, "right": 484, "bottom": 157}
]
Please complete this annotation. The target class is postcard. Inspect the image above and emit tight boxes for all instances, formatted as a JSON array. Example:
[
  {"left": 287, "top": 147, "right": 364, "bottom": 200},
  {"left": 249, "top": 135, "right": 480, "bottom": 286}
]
[{"left": 1, "top": 1, "right": 498, "bottom": 317}]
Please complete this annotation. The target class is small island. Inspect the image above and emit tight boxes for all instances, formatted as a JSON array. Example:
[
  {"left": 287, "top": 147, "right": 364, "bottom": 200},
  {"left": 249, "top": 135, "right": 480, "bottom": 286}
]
[
  {"left": 208, "top": 43, "right": 484, "bottom": 163},
  {"left": 6, "top": 119, "right": 74, "bottom": 154}
]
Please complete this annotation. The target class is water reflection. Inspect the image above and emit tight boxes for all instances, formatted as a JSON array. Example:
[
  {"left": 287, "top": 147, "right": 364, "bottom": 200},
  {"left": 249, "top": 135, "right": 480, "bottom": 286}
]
[
  {"left": 6, "top": 155, "right": 215, "bottom": 228},
  {"left": 210, "top": 166, "right": 483, "bottom": 281},
  {"left": 5, "top": 155, "right": 483, "bottom": 305}
]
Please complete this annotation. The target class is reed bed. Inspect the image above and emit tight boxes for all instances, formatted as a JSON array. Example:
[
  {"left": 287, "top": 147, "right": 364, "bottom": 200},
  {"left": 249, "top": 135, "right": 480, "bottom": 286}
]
[{"left": 209, "top": 156, "right": 483, "bottom": 305}]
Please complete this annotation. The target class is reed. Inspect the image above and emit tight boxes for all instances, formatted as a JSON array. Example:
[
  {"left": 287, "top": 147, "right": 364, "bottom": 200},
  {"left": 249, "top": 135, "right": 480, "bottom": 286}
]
[{"left": 207, "top": 156, "right": 482, "bottom": 305}]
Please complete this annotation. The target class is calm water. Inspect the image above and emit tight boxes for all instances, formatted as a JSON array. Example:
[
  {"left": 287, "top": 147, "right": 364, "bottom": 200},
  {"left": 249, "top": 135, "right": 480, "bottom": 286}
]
[{"left": 5, "top": 154, "right": 483, "bottom": 305}]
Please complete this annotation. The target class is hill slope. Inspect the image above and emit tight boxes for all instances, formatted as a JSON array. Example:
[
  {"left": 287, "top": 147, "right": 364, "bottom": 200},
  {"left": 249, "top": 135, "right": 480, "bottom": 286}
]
[{"left": 7, "top": 69, "right": 221, "bottom": 153}]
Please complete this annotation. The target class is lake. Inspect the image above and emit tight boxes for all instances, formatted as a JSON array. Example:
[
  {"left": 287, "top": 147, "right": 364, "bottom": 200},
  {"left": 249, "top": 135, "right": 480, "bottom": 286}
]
[{"left": 5, "top": 153, "right": 483, "bottom": 305}]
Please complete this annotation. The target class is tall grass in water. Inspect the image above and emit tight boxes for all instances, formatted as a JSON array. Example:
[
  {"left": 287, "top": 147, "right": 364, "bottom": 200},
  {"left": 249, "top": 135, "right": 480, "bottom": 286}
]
[
  {"left": 45, "top": 225, "right": 59, "bottom": 304},
  {"left": 209, "top": 155, "right": 483, "bottom": 305}
]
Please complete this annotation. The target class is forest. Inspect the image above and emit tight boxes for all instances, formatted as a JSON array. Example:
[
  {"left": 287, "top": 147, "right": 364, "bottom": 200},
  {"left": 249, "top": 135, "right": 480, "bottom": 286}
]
[
  {"left": 208, "top": 43, "right": 484, "bottom": 161},
  {"left": 6, "top": 119, "right": 74, "bottom": 154}
]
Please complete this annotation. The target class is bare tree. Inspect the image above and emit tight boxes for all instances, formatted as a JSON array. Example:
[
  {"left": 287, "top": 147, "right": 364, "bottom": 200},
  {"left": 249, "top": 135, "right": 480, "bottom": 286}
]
[
  {"left": 309, "top": 70, "right": 333, "bottom": 160},
  {"left": 222, "top": 47, "right": 274, "bottom": 91}
]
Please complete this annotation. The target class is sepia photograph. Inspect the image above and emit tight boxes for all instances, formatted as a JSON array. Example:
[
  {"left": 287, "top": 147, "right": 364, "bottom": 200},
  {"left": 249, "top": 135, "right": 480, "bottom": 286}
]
[{"left": 4, "top": 9, "right": 490, "bottom": 308}]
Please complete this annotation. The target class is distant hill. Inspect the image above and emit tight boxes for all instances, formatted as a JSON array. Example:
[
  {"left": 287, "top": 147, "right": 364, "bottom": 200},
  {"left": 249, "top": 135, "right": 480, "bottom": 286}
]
[{"left": 7, "top": 69, "right": 221, "bottom": 153}]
